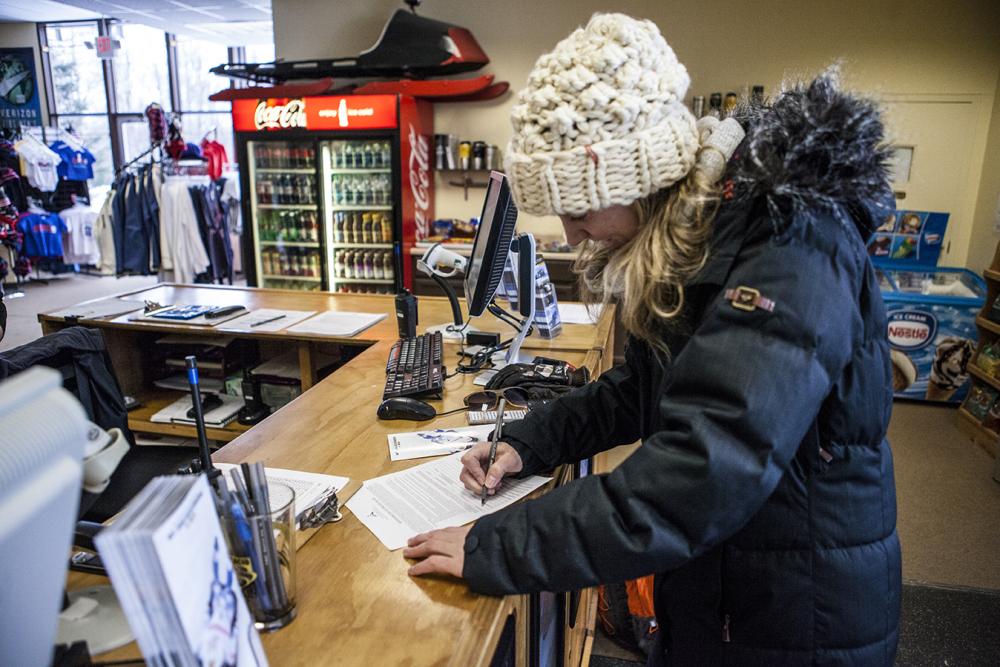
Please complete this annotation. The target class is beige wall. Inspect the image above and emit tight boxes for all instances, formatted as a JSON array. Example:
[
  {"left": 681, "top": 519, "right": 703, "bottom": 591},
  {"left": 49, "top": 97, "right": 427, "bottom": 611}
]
[
  {"left": 273, "top": 0, "right": 1000, "bottom": 260},
  {"left": 968, "top": 69, "right": 1000, "bottom": 274},
  {"left": 0, "top": 22, "right": 48, "bottom": 126}
]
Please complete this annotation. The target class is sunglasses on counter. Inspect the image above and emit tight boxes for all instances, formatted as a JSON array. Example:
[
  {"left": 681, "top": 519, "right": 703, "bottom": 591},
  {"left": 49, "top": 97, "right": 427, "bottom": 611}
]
[{"left": 463, "top": 388, "right": 530, "bottom": 411}]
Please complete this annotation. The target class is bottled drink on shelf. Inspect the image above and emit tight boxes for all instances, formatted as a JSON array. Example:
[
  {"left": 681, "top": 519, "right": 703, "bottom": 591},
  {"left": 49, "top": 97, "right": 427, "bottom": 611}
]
[
  {"left": 382, "top": 251, "right": 394, "bottom": 280},
  {"left": 373, "top": 252, "right": 384, "bottom": 280},
  {"left": 353, "top": 251, "right": 365, "bottom": 280},
  {"left": 379, "top": 213, "right": 391, "bottom": 242}
]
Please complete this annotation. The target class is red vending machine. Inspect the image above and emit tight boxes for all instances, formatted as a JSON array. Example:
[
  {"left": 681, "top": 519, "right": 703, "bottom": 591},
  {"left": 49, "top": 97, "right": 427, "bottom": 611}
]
[{"left": 231, "top": 94, "right": 433, "bottom": 293}]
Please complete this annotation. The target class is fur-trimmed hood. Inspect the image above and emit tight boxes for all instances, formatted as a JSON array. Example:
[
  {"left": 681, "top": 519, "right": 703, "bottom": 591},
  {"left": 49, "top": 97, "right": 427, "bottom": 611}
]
[{"left": 732, "top": 67, "right": 895, "bottom": 241}]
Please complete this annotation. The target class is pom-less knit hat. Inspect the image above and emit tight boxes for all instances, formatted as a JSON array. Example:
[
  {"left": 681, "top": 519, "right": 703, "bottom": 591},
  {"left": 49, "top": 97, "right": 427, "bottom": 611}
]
[{"left": 505, "top": 13, "right": 699, "bottom": 217}]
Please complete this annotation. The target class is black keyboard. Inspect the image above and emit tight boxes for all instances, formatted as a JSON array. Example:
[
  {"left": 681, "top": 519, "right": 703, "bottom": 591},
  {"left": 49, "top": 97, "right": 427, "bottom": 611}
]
[{"left": 383, "top": 332, "right": 445, "bottom": 400}]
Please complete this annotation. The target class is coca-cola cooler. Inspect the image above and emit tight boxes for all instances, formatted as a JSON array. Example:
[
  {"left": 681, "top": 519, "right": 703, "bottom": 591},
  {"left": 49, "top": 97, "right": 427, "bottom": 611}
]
[{"left": 231, "top": 94, "right": 434, "bottom": 293}]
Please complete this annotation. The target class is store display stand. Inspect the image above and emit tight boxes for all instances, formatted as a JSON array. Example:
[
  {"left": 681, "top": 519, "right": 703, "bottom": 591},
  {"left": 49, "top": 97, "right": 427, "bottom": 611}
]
[{"left": 956, "top": 240, "right": 1000, "bottom": 463}]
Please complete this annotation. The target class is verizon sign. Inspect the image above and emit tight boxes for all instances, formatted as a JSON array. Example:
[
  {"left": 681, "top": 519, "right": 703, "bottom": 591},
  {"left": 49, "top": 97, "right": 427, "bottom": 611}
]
[
  {"left": 254, "top": 99, "right": 307, "bottom": 130},
  {"left": 407, "top": 123, "right": 431, "bottom": 239}
]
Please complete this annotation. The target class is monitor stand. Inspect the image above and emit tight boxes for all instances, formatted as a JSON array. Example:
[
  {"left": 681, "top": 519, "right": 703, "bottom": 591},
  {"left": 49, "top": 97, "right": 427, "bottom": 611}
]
[{"left": 490, "top": 233, "right": 537, "bottom": 368}]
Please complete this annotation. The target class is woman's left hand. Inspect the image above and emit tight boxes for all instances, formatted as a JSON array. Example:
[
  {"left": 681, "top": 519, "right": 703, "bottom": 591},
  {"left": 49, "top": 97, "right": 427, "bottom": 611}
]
[{"left": 404, "top": 525, "right": 473, "bottom": 578}]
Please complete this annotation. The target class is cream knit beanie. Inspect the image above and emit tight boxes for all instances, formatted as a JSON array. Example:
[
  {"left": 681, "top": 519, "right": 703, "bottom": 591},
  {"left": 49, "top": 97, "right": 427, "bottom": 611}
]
[{"left": 505, "top": 13, "right": 700, "bottom": 217}]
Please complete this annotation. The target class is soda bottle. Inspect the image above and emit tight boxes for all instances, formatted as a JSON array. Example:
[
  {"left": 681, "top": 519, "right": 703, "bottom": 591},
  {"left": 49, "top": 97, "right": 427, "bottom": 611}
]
[
  {"left": 309, "top": 212, "right": 319, "bottom": 243},
  {"left": 354, "top": 251, "right": 365, "bottom": 280},
  {"left": 344, "top": 143, "right": 355, "bottom": 169},
  {"left": 382, "top": 251, "right": 394, "bottom": 281},
  {"left": 373, "top": 251, "right": 384, "bottom": 280},
  {"left": 380, "top": 213, "right": 392, "bottom": 242}
]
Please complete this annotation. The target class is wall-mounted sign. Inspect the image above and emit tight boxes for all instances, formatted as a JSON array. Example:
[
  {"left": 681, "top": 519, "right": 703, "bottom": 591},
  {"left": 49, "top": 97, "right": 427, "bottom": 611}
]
[
  {"left": 232, "top": 95, "right": 398, "bottom": 132},
  {"left": 0, "top": 48, "right": 41, "bottom": 128}
]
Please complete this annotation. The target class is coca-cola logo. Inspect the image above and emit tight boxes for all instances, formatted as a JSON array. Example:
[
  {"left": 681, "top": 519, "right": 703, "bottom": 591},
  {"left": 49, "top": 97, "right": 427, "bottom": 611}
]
[
  {"left": 407, "top": 123, "right": 431, "bottom": 238},
  {"left": 317, "top": 98, "right": 377, "bottom": 128},
  {"left": 887, "top": 310, "right": 937, "bottom": 350},
  {"left": 254, "top": 99, "right": 307, "bottom": 130}
]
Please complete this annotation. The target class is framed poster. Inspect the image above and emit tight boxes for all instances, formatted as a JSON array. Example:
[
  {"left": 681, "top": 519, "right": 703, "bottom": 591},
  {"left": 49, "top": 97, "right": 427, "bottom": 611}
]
[{"left": 0, "top": 48, "right": 41, "bottom": 128}]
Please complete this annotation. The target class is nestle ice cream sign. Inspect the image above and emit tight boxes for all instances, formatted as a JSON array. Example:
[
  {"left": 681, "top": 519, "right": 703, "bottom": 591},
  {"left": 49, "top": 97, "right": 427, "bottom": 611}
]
[{"left": 887, "top": 311, "right": 936, "bottom": 350}]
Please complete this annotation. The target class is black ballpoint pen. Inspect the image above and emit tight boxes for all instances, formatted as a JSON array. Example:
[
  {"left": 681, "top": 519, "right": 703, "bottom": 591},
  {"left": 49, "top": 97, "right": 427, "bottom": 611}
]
[{"left": 481, "top": 398, "right": 507, "bottom": 505}]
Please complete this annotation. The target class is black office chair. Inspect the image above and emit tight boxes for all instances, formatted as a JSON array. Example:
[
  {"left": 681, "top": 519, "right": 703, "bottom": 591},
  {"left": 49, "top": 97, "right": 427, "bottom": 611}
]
[{"left": 0, "top": 326, "right": 195, "bottom": 523}]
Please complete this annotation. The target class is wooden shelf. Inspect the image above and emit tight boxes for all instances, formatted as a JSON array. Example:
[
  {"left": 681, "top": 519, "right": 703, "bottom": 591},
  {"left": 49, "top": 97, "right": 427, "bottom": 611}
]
[
  {"left": 967, "top": 363, "right": 1000, "bottom": 392},
  {"left": 956, "top": 405, "right": 1000, "bottom": 458},
  {"left": 129, "top": 390, "right": 251, "bottom": 443},
  {"left": 976, "top": 316, "right": 1000, "bottom": 336},
  {"left": 984, "top": 268, "right": 1000, "bottom": 282}
]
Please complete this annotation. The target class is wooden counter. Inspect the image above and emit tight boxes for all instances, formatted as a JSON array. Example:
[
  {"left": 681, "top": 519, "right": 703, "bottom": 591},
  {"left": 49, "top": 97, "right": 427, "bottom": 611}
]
[{"left": 54, "top": 285, "right": 615, "bottom": 667}]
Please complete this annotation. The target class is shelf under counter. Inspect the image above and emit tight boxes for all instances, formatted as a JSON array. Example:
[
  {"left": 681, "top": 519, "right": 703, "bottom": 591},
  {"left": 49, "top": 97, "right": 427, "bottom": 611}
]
[{"left": 128, "top": 389, "right": 252, "bottom": 444}]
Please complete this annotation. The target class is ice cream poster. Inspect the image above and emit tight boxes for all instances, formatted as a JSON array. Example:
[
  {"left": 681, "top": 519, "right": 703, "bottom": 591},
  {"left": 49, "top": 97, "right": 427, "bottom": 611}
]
[
  {"left": 869, "top": 210, "right": 949, "bottom": 268},
  {"left": 887, "top": 304, "right": 977, "bottom": 403},
  {"left": 0, "top": 48, "right": 41, "bottom": 128}
]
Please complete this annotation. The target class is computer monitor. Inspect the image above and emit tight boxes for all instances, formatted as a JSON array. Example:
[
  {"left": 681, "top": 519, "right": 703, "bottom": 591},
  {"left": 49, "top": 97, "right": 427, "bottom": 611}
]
[
  {"left": 464, "top": 171, "right": 519, "bottom": 317},
  {"left": 0, "top": 367, "right": 90, "bottom": 666}
]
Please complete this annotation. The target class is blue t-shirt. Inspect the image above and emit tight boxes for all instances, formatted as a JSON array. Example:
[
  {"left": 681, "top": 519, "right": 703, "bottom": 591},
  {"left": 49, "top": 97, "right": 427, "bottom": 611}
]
[
  {"left": 17, "top": 212, "right": 67, "bottom": 257},
  {"left": 50, "top": 141, "right": 96, "bottom": 181}
]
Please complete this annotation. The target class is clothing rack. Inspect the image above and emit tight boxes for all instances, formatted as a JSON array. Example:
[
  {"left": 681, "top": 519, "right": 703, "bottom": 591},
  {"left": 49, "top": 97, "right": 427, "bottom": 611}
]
[{"left": 117, "top": 143, "right": 162, "bottom": 176}]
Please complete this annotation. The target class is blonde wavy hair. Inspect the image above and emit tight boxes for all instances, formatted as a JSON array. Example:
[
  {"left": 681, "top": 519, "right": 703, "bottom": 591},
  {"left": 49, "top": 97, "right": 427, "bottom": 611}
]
[{"left": 574, "top": 151, "right": 723, "bottom": 356}]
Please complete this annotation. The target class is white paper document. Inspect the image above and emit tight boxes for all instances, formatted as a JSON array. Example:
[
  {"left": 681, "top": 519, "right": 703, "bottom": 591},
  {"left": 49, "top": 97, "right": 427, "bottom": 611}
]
[
  {"left": 213, "top": 463, "right": 349, "bottom": 521},
  {"left": 558, "top": 303, "right": 603, "bottom": 324},
  {"left": 387, "top": 424, "right": 494, "bottom": 461},
  {"left": 347, "top": 453, "right": 551, "bottom": 550},
  {"left": 217, "top": 309, "right": 317, "bottom": 333},
  {"left": 286, "top": 310, "right": 386, "bottom": 337},
  {"left": 48, "top": 298, "right": 144, "bottom": 320}
]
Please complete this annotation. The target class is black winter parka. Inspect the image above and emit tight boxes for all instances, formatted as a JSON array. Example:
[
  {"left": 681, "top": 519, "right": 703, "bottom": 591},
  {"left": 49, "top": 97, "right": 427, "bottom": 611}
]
[{"left": 463, "top": 76, "right": 902, "bottom": 666}]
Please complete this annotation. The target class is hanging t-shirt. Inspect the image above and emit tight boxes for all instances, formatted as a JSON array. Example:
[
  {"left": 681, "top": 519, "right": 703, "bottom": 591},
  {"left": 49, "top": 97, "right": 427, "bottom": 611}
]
[
  {"left": 16, "top": 211, "right": 67, "bottom": 257},
  {"left": 14, "top": 139, "right": 60, "bottom": 192},
  {"left": 60, "top": 203, "right": 101, "bottom": 266},
  {"left": 200, "top": 139, "right": 229, "bottom": 181},
  {"left": 50, "top": 140, "right": 96, "bottom": 181}
]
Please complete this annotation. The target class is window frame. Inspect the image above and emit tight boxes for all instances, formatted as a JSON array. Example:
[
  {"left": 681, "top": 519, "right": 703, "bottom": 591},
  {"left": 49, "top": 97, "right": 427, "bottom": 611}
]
[{"left": 37, "top": 19, "right": 242, "bottom": 177}]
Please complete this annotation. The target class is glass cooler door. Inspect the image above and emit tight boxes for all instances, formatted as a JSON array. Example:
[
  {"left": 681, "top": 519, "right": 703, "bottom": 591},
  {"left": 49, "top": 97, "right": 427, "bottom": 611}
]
[
  {"left": 320, "top": 139, "right": 396, "bottom": 295},
  {"left": 248, "top": 139, "right": 324, "bottom": 291}
]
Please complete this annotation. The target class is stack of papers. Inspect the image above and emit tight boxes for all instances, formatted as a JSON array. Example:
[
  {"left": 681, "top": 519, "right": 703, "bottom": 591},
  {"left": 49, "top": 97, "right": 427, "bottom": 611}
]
[
  {"left": 388, "top": 425, "right": 494, "bottom": 461},
  {"left": 217, "top": 309, "right": 318, "bottom": 333},
  {"left": 558, "top": 303, "right": 604, "bottom": 324},
  {"left": 47, "top": 298, "right": 143, "bottom": 321},
  {"left": 95, "top": 475, "right": 268, "bottom": 666},
  {"left": 213, "top": 463, "right": 349, "bottom": 525},
  {"left": 347, "top": 453, "right": 551, "bottom": 550},
  {"left": 286, "top": 310, "right": 386, "bottom": 337},
  {"left": 150, "top": 394, "right": 244, "bottom": 427}
]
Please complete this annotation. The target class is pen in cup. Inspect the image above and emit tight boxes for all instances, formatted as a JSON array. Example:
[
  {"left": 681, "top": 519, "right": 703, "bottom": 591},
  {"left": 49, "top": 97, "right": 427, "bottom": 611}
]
[{"left": 481, "top": 398, "right": 507, "bottom": 505}]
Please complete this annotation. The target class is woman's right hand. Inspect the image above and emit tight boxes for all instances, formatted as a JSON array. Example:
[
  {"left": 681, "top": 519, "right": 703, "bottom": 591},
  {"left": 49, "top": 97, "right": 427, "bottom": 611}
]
[{"left": 460, "top": 441, "right": 523, "bottom": 495}]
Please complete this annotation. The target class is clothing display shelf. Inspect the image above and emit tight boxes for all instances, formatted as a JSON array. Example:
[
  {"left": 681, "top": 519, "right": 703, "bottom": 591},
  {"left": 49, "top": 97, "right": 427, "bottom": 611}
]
[{"left": 956, "top": 240, "right": 1000, "bottom": 465}]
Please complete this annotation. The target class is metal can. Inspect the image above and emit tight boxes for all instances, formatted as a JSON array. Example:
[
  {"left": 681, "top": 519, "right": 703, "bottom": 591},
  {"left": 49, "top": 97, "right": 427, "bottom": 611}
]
[
  {"left": 472, "top": 141, "right": 487, "bottom": 170},
  {"left": 485, "top": 145, "right": 497, "bottom": 170},
  {"left": 692, "top": 95, "right": 705, "bottom": 118}
]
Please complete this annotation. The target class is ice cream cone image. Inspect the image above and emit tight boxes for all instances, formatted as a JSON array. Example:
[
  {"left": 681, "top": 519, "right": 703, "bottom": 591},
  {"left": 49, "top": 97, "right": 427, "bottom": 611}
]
[
  {"left": 890, "top": 350, "right": 917, "bottom": 393},
  {"left": 926, "top": 337, "right": 974, "bottom": 401}
]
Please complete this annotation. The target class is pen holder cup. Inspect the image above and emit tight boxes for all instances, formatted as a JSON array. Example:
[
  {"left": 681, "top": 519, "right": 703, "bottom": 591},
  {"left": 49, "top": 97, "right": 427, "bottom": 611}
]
[{"left": 223, "top": 482, "right": 298, "bottom": 631}]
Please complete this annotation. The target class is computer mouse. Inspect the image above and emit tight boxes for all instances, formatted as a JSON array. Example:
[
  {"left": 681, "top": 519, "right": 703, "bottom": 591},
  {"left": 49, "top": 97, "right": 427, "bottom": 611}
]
[{"left": 377, "top": 397, "right": 437, "bottom": 421}]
